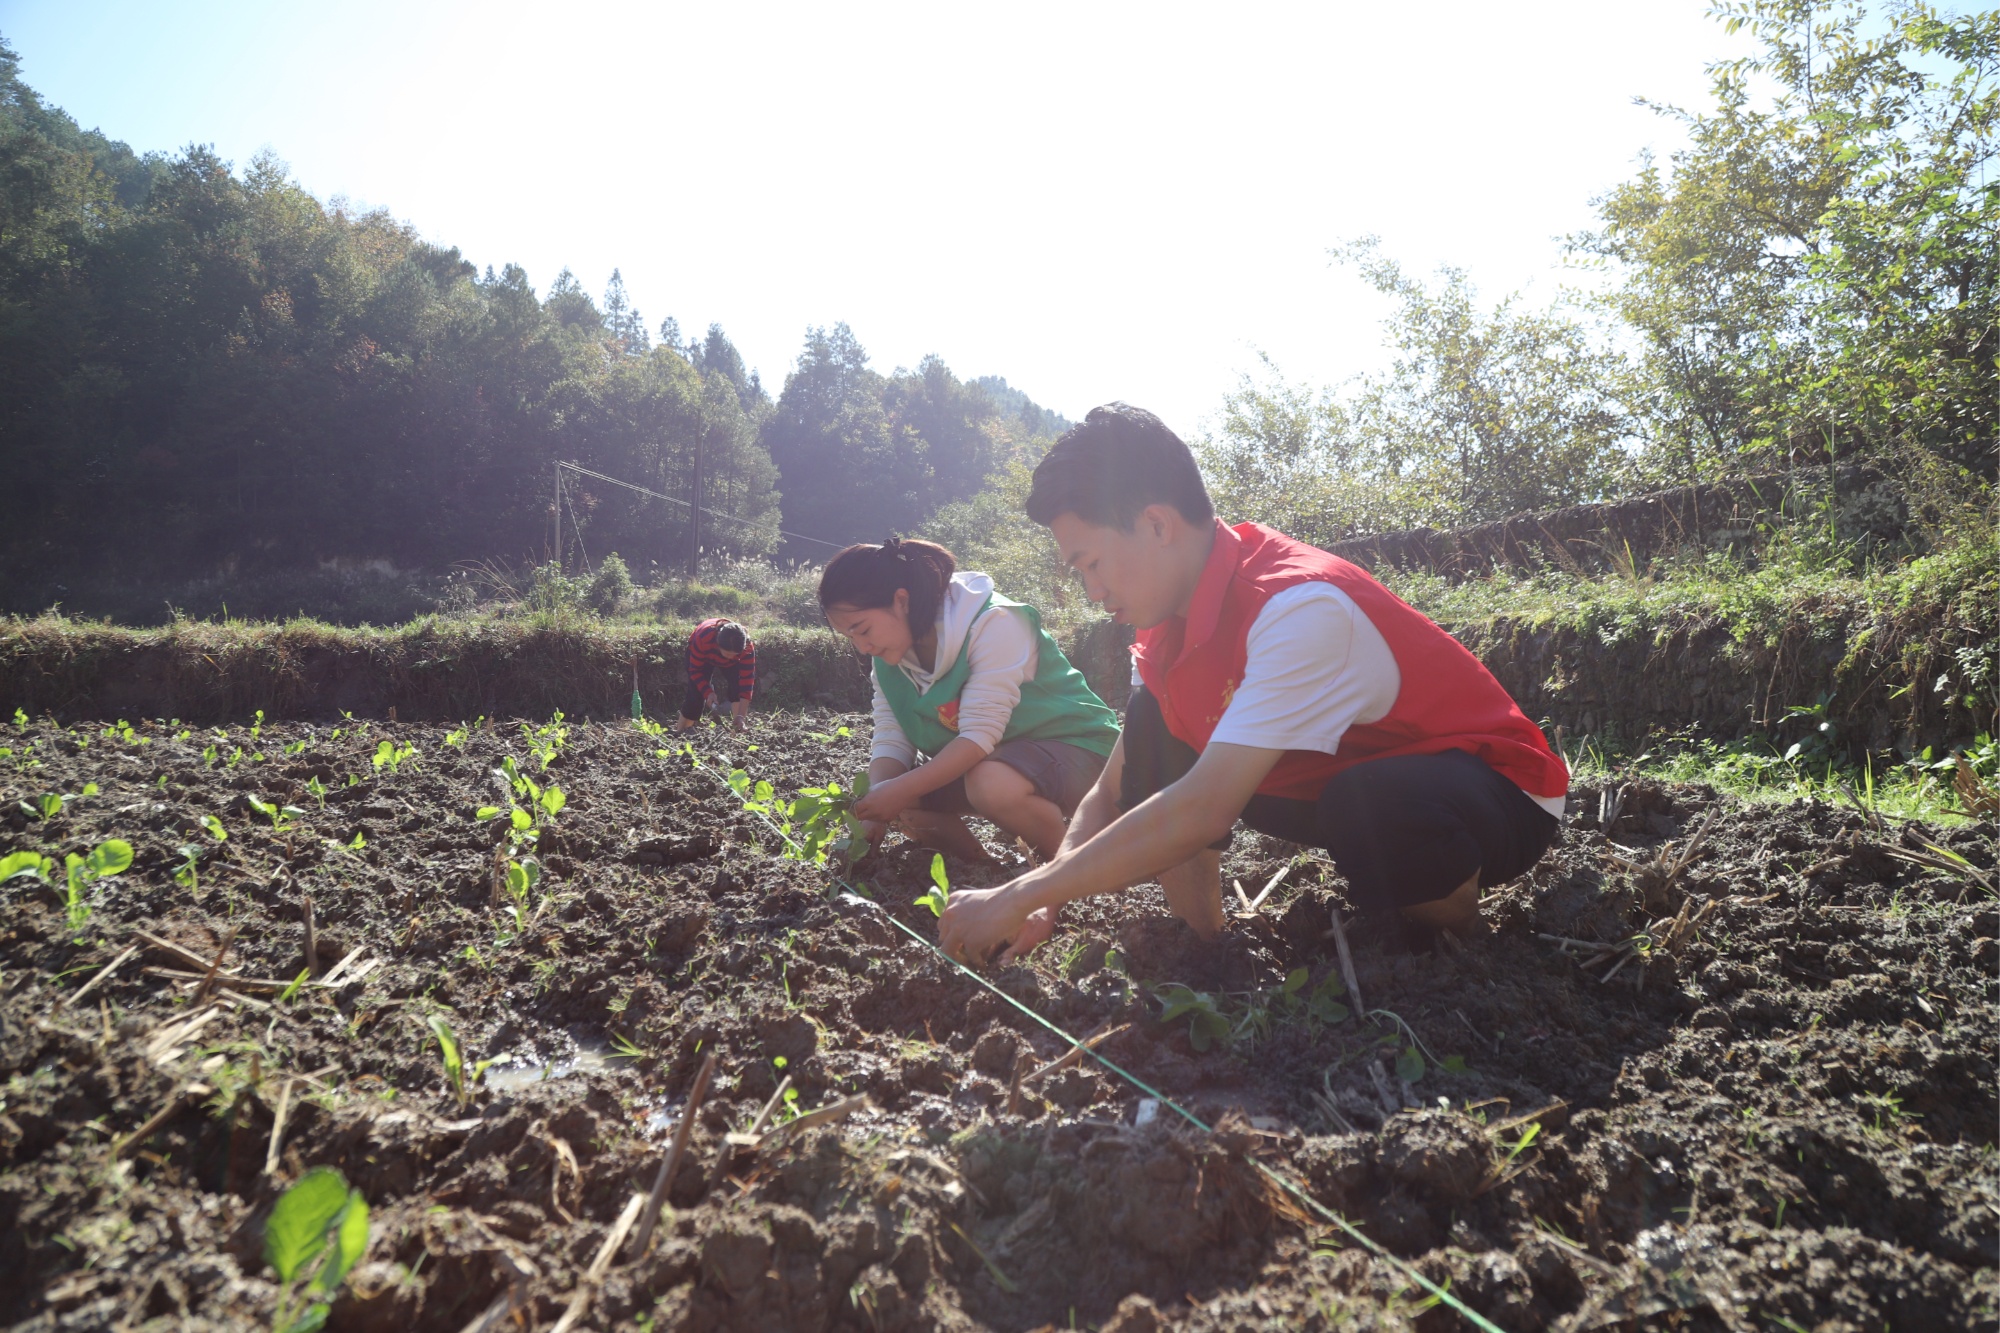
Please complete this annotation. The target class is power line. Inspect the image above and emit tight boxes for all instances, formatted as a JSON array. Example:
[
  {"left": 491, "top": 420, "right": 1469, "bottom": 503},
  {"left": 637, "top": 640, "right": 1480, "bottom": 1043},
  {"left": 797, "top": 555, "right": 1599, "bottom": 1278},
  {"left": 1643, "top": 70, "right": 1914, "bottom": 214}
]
[{"left": 556, "top": 460, "right": 847, "bottom": 553}]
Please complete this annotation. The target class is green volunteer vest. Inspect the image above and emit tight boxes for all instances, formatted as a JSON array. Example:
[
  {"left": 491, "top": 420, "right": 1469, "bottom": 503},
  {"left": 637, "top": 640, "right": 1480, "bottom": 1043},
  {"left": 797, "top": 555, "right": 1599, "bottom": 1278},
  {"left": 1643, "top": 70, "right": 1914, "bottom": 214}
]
[{"left": 875, "top": 591, "right": 1120, "bottom": 761}]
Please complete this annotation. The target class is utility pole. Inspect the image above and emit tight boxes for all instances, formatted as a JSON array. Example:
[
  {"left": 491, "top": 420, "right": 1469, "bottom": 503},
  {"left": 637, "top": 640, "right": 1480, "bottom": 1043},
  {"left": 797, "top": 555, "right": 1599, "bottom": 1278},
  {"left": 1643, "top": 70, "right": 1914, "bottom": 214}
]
[
  {"left": 687, "top": 433, "right": 703, "bottom": 575},
  {"left": 553, "top": 461, "right": 563, "bottom": 572}
]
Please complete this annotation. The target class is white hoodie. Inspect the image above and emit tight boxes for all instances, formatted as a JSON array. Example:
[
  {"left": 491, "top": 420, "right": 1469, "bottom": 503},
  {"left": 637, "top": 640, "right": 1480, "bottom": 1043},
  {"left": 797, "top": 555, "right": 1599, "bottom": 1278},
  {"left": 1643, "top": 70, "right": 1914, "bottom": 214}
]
[{"left": 869, "top": 572, "right": 1039, "bottom": 766}]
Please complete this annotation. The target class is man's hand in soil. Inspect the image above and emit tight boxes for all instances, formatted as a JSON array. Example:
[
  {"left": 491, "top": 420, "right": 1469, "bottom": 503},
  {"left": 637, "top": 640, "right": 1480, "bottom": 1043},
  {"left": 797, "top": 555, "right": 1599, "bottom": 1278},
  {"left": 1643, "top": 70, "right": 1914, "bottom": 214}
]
[
  {"left": 939, "top": 886, "right": 1056, "bottom": 966},
  {"left": 942, "top": 739, "right": 1284, "bottom": 962}
]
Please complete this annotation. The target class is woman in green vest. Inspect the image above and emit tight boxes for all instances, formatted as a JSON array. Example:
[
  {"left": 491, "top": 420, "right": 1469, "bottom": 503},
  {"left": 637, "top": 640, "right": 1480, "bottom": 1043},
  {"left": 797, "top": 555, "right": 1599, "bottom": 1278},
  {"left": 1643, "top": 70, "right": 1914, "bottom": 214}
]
[{"left": 820, "top": 538, "right": 1120, "bottom": 871}]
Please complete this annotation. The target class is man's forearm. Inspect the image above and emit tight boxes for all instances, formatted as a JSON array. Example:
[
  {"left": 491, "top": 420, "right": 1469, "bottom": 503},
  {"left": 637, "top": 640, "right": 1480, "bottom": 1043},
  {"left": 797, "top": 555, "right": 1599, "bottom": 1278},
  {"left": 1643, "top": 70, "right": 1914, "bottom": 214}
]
[
  {"left": 1059, "top": 780, "right": 1121, "bottom": 857},
  {"left": 1017, "top": 784, "right": 1230, "bottom": 915}
]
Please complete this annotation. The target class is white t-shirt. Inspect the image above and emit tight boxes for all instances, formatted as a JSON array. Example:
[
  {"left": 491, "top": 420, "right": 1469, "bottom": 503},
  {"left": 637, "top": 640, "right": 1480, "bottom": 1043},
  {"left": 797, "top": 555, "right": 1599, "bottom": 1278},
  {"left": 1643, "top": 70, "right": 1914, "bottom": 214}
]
[{"left": 1139, "top": 583, "right": 1566, "bottom": 819}]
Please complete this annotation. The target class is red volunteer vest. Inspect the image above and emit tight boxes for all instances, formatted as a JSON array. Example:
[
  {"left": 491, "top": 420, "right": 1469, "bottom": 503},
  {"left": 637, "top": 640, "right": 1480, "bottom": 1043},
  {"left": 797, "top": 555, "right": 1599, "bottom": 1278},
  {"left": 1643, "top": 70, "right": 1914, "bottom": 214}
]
[{"left": 1132, "top": 521, "right": 1570, "bottom": 803}]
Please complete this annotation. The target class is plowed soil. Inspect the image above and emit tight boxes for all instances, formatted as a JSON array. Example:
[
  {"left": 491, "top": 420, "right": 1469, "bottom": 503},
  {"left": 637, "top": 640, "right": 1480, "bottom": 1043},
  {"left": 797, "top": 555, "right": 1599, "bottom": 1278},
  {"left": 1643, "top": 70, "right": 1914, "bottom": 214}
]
[{"left": 1, "top": 712, "right": 1994, "bottom": 1331}]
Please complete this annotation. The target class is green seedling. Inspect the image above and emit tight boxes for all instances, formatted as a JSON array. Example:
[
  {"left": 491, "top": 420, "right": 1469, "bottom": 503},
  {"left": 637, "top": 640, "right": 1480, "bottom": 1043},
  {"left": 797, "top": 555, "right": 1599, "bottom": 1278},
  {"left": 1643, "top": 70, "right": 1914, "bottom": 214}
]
[
  {"left": 202, "top": 744, "right": 219, "bottom": 768},
  {"left": 203, "top": 813, "right": 228, "bottom": 842},
  {"left": 19, "top": 782, "right": 97, "bottom": 821},
  {"left": 1276, "top": 967, "right": 1351, "bottom": 1025},
  {"left": 521, "top": 711, "right": 568, "bottom": 769},
  {"left": 497, "top": 857, "right": 542, "bottom": 940},
  {"left": 305, "top": 776, "right": 327, "bottom": 809},
  {"left": 1150, "top": 965, "right": 1354, "bottom": 1053},
  {"left": 61, "top": 839, "right": 132, "bottom": 939},
  {"left": 1155, "top": 984, "right": 1234, "bottom": 1051},
  {"left": 788, "top": 771, "right": 872, "bottom": 867},
  {"left": 249, "top": 709, "right": 266, "bottom": 741},
  {"left": 477, "top": 757, "right": 566, "bottom": 852},
  {"left": 1395, "top": 1044, "right": 1426, "bottom": 1084},
  {"left": 11, "top": 707, "right": 25, "bottom": 729},
  {"left": 174, "top": 844, "right": 203, "bottom": 894},
  {"left": 372, "top": 740, "right": 417, "bottom": 776},
  {"left": 1502, "top": 1121, "right": 1541, "bottom": 1164},
  {"left": 608, "top": 1033, "right": 645, "bottom": 1060},
  {"left": 247, "top": 796, "right": 306, "bottom": 834},
  {"left": 227, "top": 747, "right": 245, "bottom": 769},
  {"left": 283, "top": 739, "right": 308, "bottom": 756},
  {"left": 806, "top": 725, "right": 853, "bottom": 743},
  {"left": 1, "top": 850, "right": 52, "bottom": 884},
  {"left": 914, "top": 854, "right": 951, "bottom": 917},
  {"left": 719, "top": 759, "right": 874, "bottom": 868},
  {"left": 348, "top": 831, "right": 367, "bottom": 852},
  {"left": 0, "top": 740, "right": 41, "bottom": 773},
  {"left": 442, "top": 717, "right": 483, "bottom": 748},
  {"left": 277, "top": 968, "right": 312, "bottom": 1004},
  {"left": 264, "top": 1166, "right": 370, "bottom": 1333},
  {"left": 427, "top": 1014, "right": 493, "bottom": 1110},
  {"left": 103, "top": 719, "right": 148, "bottom": 746}
]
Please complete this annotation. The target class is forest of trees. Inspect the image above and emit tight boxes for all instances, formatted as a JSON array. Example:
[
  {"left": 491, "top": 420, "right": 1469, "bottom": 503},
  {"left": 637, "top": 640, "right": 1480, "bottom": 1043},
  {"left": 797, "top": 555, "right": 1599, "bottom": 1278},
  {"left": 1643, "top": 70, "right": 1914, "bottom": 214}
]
[
  {"left": 0, "top": 0, "right": 1990, "bottom": 623},
  {"left": 0, "top": 41, "right": 1064, "bottom": 613}
]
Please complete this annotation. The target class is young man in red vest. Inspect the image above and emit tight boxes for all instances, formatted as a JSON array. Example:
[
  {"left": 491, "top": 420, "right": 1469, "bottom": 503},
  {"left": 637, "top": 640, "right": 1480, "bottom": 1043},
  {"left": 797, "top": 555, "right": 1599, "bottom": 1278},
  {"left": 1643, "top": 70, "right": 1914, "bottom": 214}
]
[{"left": 939, "top": 403, "right": 1568, "bottom": 966}]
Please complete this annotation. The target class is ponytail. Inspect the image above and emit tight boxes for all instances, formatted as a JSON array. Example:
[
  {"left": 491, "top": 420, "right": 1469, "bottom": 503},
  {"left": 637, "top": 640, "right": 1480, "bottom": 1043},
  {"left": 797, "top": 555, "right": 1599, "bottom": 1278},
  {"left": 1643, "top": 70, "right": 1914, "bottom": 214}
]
[{"left": 817, "top": 538, "right": 957, "bottom": 633}]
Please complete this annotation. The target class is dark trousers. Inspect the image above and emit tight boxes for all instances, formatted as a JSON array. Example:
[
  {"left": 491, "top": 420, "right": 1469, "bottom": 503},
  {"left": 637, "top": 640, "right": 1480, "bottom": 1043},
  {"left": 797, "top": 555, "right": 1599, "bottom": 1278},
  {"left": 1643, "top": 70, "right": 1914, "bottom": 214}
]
[
  {"left": 1119, "top": 687, "right": 1559, "bottom": 913},
  {"left": 679, "top": 671, "right": 743, "bottom": 721}
]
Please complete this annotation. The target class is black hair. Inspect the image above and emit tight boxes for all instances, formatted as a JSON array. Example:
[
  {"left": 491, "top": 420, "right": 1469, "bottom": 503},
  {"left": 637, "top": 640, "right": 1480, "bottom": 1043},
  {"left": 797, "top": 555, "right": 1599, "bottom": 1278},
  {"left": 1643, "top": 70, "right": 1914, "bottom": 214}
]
[
  {"left": 817, "top": 538, "right": 957, "bottom": 634},
  {"left": 1025, "top": 402, "right": 1214, "bottom": 530},
  {"left": 715, "top": 622, "right": 747, "bottom": 654}
]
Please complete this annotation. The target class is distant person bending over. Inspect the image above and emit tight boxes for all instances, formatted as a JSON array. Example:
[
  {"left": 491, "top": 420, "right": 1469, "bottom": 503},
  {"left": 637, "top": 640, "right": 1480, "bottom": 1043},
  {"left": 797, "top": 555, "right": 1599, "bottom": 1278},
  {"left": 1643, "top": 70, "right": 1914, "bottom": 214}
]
[
  {"left": 821, "top": 539, "right": 1120, "bottom": 884},
  {"left": 939, "top": 404, "right": 1570, "bottom": 966},
  {"left": 678, "top": 618, "right": 755, "bottom": 734}
]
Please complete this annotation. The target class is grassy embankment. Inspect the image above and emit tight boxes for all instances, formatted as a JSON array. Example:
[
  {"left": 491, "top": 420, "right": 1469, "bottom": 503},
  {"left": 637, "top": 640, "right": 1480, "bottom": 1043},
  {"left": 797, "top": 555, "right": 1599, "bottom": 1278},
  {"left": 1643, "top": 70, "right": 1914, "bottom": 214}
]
[{"left": 2, "top": 530, "right": 1994, "bottom": 824}]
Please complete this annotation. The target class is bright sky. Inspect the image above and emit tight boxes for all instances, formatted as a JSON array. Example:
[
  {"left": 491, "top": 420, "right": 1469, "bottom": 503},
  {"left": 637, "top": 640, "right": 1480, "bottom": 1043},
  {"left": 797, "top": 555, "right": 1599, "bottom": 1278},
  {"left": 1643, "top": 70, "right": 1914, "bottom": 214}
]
[{"left": 5, "top": 1, "right": 1753, "bottom": 436}]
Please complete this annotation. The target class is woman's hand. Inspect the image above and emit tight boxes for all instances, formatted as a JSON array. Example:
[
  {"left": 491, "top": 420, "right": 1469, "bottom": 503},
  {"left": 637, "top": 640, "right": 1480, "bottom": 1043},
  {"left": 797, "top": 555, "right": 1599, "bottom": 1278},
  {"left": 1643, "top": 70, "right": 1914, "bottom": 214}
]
[{"left": 852, "top": 773, "right": 917, "bottom": 824}]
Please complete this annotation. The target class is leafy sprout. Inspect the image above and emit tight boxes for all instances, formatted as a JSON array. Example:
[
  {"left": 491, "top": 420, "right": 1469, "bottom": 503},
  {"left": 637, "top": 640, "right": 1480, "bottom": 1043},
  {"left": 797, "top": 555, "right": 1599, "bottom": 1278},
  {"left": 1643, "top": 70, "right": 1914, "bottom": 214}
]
[
  {"left": 1, "top": 850, "right": 52, "bottom": 884},
  {"left": 913, "top": 854, "right": 951, "bottom": 917},
  {"left": 60, "top": 840, "right": 132, "bottom": 940},
  {"left": 264, "top": 1166, "right": 370, "bottom": 1333},
  {"left": 426, "top": 1014, "right": 493, "bottom": 1110},
  {"left": 371, "top": 740, "right": 417, "bottom": 776},
  {"left": 247, "top": 796, "right": 306, "bottom": 834}
]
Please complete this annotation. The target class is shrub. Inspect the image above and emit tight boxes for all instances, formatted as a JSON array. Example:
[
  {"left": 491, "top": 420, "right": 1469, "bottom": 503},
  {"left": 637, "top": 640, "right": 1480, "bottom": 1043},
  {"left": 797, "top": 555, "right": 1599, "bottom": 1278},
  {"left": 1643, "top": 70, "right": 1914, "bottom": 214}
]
[{"left": 588, "top": 554, "right": 635, "bottom": 613}]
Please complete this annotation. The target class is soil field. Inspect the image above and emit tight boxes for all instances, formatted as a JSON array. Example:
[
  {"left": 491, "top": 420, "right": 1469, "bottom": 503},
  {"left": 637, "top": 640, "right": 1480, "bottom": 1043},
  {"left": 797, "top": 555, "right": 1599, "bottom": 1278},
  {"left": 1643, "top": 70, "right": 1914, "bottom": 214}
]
[{"left": 0, "top": 711, "right": 1994, "bottom": 1331}]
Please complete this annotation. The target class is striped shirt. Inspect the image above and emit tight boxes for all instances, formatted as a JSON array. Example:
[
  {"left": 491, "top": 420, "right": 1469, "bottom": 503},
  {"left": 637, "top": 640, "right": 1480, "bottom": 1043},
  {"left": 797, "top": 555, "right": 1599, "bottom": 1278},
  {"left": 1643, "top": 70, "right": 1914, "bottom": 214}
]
[{"left": 686, "top": 619, "right": 756, "bottom": 698}]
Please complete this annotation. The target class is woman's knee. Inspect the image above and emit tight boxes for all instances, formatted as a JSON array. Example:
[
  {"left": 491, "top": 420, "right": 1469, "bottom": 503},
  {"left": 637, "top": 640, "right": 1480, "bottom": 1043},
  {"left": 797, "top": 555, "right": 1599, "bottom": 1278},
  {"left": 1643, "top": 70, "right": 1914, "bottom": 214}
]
[{"left": 963, "top": 759, "right": 1034, "bottom": 812}]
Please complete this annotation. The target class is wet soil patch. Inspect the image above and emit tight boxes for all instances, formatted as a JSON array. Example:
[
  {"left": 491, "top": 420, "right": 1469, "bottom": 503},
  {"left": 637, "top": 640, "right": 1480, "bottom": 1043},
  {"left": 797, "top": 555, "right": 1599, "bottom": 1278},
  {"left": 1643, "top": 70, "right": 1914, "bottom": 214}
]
[{"left": 1, "top": 713, "right": 1993, "bottom": 1330}]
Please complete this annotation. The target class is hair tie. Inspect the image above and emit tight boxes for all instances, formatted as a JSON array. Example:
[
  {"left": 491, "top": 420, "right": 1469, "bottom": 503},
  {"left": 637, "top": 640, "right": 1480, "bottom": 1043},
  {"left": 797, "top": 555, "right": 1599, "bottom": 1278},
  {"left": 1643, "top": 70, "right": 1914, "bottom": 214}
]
[{"left": 883, "top": 537, "right": 909, "bottom": 561}]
